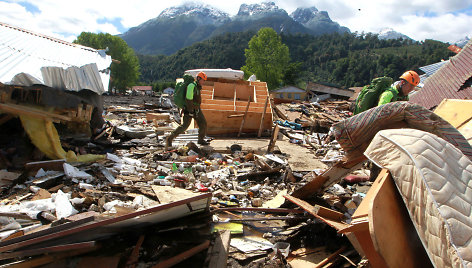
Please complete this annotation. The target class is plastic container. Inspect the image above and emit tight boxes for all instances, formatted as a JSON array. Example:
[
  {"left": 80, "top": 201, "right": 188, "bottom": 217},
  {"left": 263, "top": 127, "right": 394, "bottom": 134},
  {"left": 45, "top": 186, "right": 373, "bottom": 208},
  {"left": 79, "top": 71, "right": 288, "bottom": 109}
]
[{"left": 272, "top": 242, "right": 290, "bottom": 257}]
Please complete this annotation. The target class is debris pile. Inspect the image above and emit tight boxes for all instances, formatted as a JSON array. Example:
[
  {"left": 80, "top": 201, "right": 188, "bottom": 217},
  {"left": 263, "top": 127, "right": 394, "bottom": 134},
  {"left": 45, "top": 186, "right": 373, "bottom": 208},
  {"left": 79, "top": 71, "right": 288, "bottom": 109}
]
[
  {"left": 0, "top": 93, "right": 372, "bottom": 267},
  {"left": 3, "top": 93, "right": 470, "bottom": 268}
]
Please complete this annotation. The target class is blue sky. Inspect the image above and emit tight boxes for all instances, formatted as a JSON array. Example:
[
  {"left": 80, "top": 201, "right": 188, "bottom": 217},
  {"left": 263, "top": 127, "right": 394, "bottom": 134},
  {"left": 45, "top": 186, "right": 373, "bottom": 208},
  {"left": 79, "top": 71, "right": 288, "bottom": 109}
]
[{"left": 1, "top": 0, "right": 471, "bottom": 44}]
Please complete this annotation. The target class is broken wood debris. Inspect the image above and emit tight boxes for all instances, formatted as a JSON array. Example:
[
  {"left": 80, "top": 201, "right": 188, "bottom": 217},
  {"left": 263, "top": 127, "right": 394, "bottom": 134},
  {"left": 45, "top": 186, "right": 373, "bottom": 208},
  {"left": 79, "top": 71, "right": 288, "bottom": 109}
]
[{"left": 0, "top": 92, "right": 400, "bottom": 267}]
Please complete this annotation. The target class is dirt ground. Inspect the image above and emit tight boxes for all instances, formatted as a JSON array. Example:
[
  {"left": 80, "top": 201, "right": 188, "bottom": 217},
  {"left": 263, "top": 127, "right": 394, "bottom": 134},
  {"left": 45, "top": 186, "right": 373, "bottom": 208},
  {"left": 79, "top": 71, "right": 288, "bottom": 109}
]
[
  {"left": 104, "top": 94, "right": 327, "bottom": 172},
  {"left": 210, "top": 137, "right": 327, "bottom": 171}
]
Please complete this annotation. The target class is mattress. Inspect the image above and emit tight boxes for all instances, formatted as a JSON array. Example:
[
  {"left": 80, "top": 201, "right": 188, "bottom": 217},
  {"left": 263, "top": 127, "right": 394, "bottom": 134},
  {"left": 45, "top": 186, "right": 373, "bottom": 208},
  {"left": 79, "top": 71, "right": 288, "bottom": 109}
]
[
  {"left": 184, "top": 68, "right": 244, "bottom": 80},
  {"left": 332, "top": 101, "right": 472, "bottom": 161},
  {"left": 364, "top": 128, "right": 472, "bottom": 268}
]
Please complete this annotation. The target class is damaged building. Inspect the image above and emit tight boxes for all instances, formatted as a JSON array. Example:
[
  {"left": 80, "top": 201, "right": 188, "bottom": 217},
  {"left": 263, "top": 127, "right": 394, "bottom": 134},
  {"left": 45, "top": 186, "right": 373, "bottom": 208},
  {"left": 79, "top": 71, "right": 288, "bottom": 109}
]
[
  {"left": 0, "top": 22, "right": 112, "bottom": 165},
  {"left": 0, "top": 21, "right": 471, "bottom": 268}
]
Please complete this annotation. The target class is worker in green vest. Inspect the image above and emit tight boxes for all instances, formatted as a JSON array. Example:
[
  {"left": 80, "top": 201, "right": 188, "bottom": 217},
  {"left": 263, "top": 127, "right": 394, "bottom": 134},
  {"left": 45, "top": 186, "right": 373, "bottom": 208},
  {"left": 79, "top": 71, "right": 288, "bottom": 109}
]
[{"left": 166, "top": 72, "right": 208, "bottom": 150}]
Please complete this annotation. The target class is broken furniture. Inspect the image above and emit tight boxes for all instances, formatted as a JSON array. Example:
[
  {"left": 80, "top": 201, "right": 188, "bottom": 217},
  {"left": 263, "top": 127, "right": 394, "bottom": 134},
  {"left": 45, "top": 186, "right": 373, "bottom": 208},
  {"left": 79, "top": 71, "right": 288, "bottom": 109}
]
[{"left": 339, "top": 169, "right": 432, "bottom": 268}]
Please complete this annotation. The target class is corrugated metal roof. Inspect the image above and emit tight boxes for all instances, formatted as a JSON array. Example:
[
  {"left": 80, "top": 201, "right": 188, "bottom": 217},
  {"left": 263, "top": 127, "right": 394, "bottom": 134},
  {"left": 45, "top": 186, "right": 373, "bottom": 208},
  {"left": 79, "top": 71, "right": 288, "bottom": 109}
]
[
  {"left": 410, "top": 39, "right": 472, "bottom": 109},
  {"left": 272, "top": 86, "right": 305, "bottom": 93},
  {"left": 419, "top": 60, "right": 448, "bottom": 76},
  {"left": 0, "top": 22, "right": 111, "bottom": 94}
]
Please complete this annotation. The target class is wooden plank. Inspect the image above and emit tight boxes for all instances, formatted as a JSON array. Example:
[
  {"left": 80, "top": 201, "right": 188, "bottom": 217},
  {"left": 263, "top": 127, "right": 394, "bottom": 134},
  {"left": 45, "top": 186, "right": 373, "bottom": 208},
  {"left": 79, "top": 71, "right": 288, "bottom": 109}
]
[
  {"left": 258, "top": 96, "right": 269, "bottom": 137},
  {"left": 312, "top": 205, "right": 344, "bottom": 221},
  {"left": 25, "top": 159, "right": 65, "bottom": 171},
  {"left": 212, "top": 207, "right": 305, "bottom": 214},
  {"left": 125, "top": 235, "right": 145, "bottom": 268},
  {"left": 0, "top": 241, "right": 96, "bottom": 261},
  {"left": 337, "top": 170, "right": 389, "bottom": 267},
  {"left": 5, "top": 246, "right": 97, "bottom": 268},
  {"left": 351, "top": 169, "right": 389, "bottom": 220},
  {"left": 153, "top": 240, "right": 210, "bottom": 268},
  {"left": 0, "top": 194, "right": 211, "bottom": 253},
  {"left": 284, "top": 195, "right": 348, "bottom": 231},
  {"left": 76, "top": 254, "right": 121, "bottom": 268},
  {"left": 146, "top": 113, "right": 171, "bottom": 122},
  {"left": 0, "top": 215, "right": 96, "bottom": 248},
  {"left": 238, "top": 97, "right": 251, "bottom": 137},
  {"left": 314, "top": 246, "right": 346, "bottom": 268},
  {"left": 267, "top": 124, "right": 280, "bottom": 153},
  {"left": 369, "top": 171, "right": 432, "bottom": 268},
  {"left": 434, "top": 99, "right": 472, "bottom": 127},
  {"left": 208, "top": 230, "right": 231, "bottom": 268},
  {"left": 291, "top": 156, "right": 366, "bottom": 199},
  {"left": 434, "top": 99, "right": 472, "bottom": 145},
  {"left": 0, "top": 103, "right": 71, "bottom": 122}
]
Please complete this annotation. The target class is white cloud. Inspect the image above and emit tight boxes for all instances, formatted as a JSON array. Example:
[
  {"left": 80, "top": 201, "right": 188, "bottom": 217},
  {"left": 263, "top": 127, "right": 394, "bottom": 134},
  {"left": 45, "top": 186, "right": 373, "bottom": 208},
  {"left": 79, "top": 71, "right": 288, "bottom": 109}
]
[{"left": 1, "top": 0, "right": 471, "bottom": 43}]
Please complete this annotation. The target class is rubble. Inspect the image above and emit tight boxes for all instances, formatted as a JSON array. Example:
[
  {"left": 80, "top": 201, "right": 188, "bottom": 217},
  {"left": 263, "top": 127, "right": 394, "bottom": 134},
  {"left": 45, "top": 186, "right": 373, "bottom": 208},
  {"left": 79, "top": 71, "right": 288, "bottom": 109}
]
[
  {"left": 1, "top": 83, "right": 470, "bottom": 267},
  {"left": 0, "top": 89, "right": 369, "bottom": 267}
]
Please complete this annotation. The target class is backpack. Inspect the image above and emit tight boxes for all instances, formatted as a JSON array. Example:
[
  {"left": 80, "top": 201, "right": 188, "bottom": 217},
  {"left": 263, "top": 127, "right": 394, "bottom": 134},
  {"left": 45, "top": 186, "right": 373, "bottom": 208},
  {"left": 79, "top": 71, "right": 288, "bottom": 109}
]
[
  {"left": 174, "top": 74, "right": 195, "bottom": 109},
  {"left": 354, "top": 77, "right": 394, "bottom": 114}
]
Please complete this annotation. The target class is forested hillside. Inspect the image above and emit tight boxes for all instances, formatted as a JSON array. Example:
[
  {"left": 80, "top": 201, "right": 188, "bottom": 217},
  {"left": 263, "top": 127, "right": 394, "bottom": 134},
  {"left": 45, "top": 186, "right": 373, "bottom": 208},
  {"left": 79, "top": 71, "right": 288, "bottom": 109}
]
[{"left": 139, "top": 31, "right": 454, "bottom": 89}]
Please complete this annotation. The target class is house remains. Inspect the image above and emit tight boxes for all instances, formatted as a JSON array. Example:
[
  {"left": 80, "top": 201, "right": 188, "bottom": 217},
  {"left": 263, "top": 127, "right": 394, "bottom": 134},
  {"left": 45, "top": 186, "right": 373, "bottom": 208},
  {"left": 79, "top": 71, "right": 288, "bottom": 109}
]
[{"left": 0, "top": 22, "right": 471, "bottom": 268}]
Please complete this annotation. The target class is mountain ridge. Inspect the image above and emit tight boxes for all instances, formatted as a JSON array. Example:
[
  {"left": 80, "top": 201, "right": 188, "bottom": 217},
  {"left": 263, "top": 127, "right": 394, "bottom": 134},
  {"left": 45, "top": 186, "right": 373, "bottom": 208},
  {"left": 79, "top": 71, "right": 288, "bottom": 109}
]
[
  {"left": 120, "top": 2, "right": 411, "bottom": 56},
  {"left": 120, "top": 2, "right": 349, "bottom": 55}
]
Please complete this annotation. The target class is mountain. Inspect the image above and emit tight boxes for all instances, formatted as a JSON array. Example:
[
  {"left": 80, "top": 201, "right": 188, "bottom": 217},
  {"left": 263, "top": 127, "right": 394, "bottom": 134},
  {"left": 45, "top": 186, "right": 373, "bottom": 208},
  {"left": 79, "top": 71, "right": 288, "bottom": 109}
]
[
  {"left": 291, "top": 7, "right": 350, "bottom": 35},
  {"left": 454, "top": 37, "right": 470, "bottom": 48},
  {"left": 120, "top": 3, "right": 230, "bottom": 55},
  {"left": 237, "top": 2, "right": 286, "bottom": 16},
  {"left": 120, "top": 2, "right": 350, "bottom": 56},
  {"left": 212, "top": 2, "right": 313, "bottom": 37},
  {"left": 378, "top": 28, "right": 412, "bottom": 40}
]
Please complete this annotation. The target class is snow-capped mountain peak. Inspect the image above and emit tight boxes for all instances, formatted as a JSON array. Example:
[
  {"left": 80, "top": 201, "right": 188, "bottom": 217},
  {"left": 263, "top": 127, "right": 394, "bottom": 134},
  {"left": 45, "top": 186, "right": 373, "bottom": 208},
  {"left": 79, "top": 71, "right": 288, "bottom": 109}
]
[
  {"left": 378, "top": 28, "right": 412, "bottom": 40},
  {"left": 454, "top": 36, "right": 470, "bottom": 48},
  {"left": 290, "top": 7, "right": 320, "bottom": 24},
  {"left": 237, "top": 2, "right": 286, "bottom": 16},
  {"left": 159, "top": 2, "right": 229, "bottom": 22}
]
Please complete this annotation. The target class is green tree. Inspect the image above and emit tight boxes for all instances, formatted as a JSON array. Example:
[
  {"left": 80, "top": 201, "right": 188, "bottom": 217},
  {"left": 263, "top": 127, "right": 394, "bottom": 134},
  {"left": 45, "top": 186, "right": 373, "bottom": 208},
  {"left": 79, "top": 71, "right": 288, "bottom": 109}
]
[
  {"left": 242, "top": 28, "right": 290, "bottom": 90},
  {"left": 74, "top": 32, "right": 140, "bottom": 93}
]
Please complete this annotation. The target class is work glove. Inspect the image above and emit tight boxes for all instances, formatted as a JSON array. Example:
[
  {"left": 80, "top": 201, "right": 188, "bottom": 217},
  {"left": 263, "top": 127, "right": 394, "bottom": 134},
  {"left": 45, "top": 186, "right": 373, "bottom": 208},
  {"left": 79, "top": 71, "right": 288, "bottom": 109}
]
[{"left": 188, "top": 108, "right": 199, "bottom": 117}]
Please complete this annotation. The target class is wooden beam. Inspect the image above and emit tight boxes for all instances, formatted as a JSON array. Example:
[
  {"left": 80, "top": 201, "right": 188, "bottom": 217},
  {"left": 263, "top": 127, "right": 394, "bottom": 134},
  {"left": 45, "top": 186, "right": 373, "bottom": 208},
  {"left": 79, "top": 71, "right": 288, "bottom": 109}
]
[
  {"left": 0, "top": 242, "right": 96, "bottom": 261},
  {"left": 0, "top": 103, "right": 71, "bottom": 122},
  {"left": 238, "top": 97, "right": 251, "bottom": 137},
  {"left": 125, "top": 235, "right": 145, "bottom": 268},
  {"left": 312, "top": 205, "right": 344, "bottom": 221},
  {"left": 153, "top": 240, "right": 210, "bottom": 268},
  {"left": 368, "top": 170, "right": 432, "bottom": 267},
  {"left": 258, "top": 96, "right": 269, "bottom": 137},
  {"left": 284, "top": 195, "right": 348, "bottom": 231},
  {"left": 291, "top": 155, "right": 366, "bottom": 199},
  {"left": 25, "top": 159, "right": 65, "bottom": 171},
  {"left": 314, "top": 246, "right": 346, "bottom": 268},
  {"left": 267, "top": 124, "right": 280, "bottom": 153},
  {"left": 207, "top": 230, "right": 231, "bottom": 268}
]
